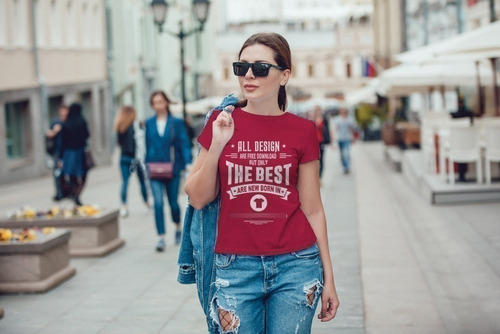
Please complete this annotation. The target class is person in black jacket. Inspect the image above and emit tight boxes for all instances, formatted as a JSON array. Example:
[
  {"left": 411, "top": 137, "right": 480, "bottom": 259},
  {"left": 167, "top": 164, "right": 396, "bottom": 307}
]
[
  {"left": 60, "top": 103, "right": 90, "bottom": 206},
  {"left": 114, "top": 105, "right": 150, "bottom": 217}
]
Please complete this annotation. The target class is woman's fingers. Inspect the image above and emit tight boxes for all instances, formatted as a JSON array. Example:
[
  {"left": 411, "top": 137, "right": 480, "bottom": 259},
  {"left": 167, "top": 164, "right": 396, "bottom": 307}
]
[
  {"left": 318, "top": 298, "right": 339, "bottom": 322},
  {"left": 215, "top": 111, "right": 233, "bottom": 128},
  {"left": 318, "top": 298, "right": 328, "bottom": 320}
]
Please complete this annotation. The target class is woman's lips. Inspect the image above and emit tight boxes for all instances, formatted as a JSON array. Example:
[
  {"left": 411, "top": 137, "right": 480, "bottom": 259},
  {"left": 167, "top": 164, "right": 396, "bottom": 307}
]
[{"left": 244, "top": 84, "right": 258, "bottom": 92}]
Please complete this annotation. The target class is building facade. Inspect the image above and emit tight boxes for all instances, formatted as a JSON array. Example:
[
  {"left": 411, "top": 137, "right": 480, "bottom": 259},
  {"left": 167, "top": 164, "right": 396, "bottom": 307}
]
[
  {"left": 373, "top": 0, "right": 406, "bottom": 69},
  {"left": 373, "top": 0, "right": 499, "bottom": 116},
  {"left": 213, "top": 0, "right": 375, "bottom": 106},
  {"left": 0, "top": 0, "right": 111, "bottom": 185},
  {"left": 106, "top": 0, "right": 217, "bottom": 119}
]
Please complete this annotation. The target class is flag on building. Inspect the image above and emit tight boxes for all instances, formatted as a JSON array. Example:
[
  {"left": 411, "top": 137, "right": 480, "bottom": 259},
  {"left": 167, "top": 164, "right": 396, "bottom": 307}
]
[{"left": 361, "top": 57, "right": 377, "bottom": 77}]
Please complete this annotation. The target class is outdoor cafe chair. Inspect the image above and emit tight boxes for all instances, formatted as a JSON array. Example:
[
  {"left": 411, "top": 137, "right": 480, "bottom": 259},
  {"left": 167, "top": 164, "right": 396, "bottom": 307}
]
[
  {"left": 447, "top": 126, "right": 482, "bottom": 185},
  {"left": 438, "top": 118, "right": 470, "bottom": 182},
  {"left": 484, "top": 127, "right": 500, "bottom": 185},
  {"left": 421, "top": 111, "right": 450, "bottom": 174}
]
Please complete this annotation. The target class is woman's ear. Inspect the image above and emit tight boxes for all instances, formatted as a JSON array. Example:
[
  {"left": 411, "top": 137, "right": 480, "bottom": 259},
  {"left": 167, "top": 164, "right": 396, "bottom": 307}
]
[{"left": 280, "top": 69, "right": 291, "bottom": 86}]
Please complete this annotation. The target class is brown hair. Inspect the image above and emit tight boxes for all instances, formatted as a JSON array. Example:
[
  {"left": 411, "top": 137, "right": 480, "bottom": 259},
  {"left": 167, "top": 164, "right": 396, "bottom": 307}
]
[
  {"left": 236, "top": 32, "right": 292, "bottom": 111},
  {"left": 149, "top": 90, "right": 172, "bottom": 115},
  {"left": 113, "top": 105, "right": 136, "bottom": 134}
]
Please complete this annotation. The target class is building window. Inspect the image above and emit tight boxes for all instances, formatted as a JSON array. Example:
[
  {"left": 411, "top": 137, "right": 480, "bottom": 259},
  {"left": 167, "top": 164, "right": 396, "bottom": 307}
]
[
  {"left": 66, "top": 0, "right": 77, "bottom": 47},
  {"left": 81, "top": 91, "right": 92, "bottom": 124},
  {"left": 346, "top": 61, "right": 352, "bottom": 78},
  {"left": 0, "top": 0, "right": 7, "bottom": 47},
  {"left": 12, "top": 0, "right": 29, "bottom": 47},
  {"left": 48, "top": 95, "right": 64, "bottom": 121},
  {"left": 91, "top": 3, "right": 102, "bottom": 48},
  {"left": 327, "top": 62, "right": 334, "bottom": 77},
  {"left": 81, "top": 1, "right": 91, "bottom": 47},
  {"left": 35, "top": 0, "right": 45, "bottom": 46},
  {"left": 49, "top": 0, "right": 62, "bottom": 47},
  {"left": 4, "top": 100, "right": 30, "bottom": 160},
  {"left": 308, "top": 64, "right": 314, "bottom": 78}
]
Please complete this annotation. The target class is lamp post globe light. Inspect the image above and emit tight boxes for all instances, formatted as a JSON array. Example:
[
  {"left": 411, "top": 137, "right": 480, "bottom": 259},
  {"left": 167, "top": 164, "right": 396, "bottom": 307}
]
[{"left": 150, "top": 0, "right": 210, "bottom": 122}]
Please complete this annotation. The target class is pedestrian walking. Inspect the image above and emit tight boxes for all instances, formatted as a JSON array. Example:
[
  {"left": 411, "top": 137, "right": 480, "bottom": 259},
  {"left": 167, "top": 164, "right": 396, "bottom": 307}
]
[
  {"left": 114, "top": 105, "right": 150, "bottom": 218},
  {"left": 309, "top": 105, "right": 331, "bottom": 179},
  {"left": 184, "top": 32, "right": 339, "bottom": 334},
  {"left": 332, "top": 107, "right": 356, "bottom": 174},
  {"left": 45, "top": 104, "right": 69, "bottom": 201},
  {"left": 145, "top": 90, "right": 192, "bottom": 252},
  {"left": 59, "top": 103, "right": 90, "bottom": 206}
]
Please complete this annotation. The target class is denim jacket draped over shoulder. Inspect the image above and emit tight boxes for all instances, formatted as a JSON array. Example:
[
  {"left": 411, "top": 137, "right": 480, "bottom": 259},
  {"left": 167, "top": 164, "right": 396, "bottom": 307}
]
[{"left": 176, "top": 94, "right": 239, "bottom": 333}]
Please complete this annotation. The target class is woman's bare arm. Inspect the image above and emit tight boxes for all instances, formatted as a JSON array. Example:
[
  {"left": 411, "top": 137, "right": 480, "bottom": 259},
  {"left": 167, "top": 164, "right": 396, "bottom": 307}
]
[{"left": 297, "top": 160, "right": 339, "bottom": 321}]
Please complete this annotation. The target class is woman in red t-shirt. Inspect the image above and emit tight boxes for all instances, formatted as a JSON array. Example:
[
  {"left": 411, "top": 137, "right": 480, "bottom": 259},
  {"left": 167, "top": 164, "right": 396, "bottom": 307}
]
[{"left": 185, "top": 32, "right": 339, "bottom": 333}]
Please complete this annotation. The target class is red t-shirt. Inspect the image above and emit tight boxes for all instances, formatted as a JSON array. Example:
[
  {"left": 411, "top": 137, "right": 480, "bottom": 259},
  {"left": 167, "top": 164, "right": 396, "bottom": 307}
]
[{"left": 197, "top": 107, "right": 319, "bottom": 256}]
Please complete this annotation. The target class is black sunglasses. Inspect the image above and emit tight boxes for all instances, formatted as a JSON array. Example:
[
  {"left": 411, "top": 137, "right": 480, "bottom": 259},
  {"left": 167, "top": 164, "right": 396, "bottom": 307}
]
[{"left": 232, "top": 62, "right": 285, "bottom": 77}]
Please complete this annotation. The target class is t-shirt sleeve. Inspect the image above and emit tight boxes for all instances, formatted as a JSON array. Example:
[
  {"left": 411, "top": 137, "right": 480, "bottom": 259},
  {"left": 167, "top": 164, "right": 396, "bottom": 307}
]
[
  {"left": 197, "top": 111, "right": 220, "bottom": 150},
  {"left": 299, "top": 120, "right": 320, "bottom": 164}
]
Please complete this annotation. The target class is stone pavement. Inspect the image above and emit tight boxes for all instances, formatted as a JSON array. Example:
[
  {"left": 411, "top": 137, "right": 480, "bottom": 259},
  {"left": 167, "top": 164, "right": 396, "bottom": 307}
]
[
  {"left": 355, "top": 143, "right": 500, "bottom": 334},
  {"left": 1, "top": 142, "right": 499, "bottom": 334},
  {"left": 0, "top": 147, "right": 363, "bottom": 334}
]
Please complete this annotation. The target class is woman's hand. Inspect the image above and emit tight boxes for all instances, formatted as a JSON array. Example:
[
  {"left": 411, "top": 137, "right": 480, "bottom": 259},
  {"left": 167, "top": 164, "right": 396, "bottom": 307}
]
[
  {"left": 212, "top": 106, "right": 235, "bottom": 147},
  {"left": 318, "top": 281, "right": 339, "bottom": 322}
]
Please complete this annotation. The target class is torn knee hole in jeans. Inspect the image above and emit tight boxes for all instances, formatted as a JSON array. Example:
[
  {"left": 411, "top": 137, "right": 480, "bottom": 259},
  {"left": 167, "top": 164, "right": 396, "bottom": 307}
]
[
  {"left": 304, "top": 280, "right": 323, "bottom": 307},
  {"left": 210, "top": 297, "right": 240, "bottom": 333},
  {"left": 218, "top": 306, "right": 240, "bottom": 333}
]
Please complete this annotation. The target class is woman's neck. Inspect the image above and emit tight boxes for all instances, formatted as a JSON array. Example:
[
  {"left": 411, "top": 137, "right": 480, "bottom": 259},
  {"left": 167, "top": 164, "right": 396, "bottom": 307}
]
[
  {"left": 156, "top": 112, "right": 168, "bottom": 120},
  {"left": 244, "top": 98, "right": 283, "bottom": 116}
]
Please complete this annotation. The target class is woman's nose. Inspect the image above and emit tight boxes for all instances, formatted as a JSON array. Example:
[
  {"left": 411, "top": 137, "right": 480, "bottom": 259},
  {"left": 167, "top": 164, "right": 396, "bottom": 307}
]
[{"left": 245, "top": 66, "right": 255, "bottom": 79}]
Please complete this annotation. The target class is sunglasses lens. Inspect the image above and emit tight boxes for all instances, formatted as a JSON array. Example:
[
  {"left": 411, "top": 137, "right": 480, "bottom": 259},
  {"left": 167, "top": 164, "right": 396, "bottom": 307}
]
[
  {"left": 252, "top": 63, "right": 270, "bottom": 77},
  {"left": 233, "top": 63, "right": 274, "bottom": 77},
  {"left": 233, "top": 63, "right": 250, "bottom": 76}
]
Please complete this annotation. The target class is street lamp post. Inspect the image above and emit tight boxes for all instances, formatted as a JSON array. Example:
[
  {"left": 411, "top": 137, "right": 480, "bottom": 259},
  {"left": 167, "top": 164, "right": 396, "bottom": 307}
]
[{"left": 150, "top": 0, "right": 210, "bottom": 121}]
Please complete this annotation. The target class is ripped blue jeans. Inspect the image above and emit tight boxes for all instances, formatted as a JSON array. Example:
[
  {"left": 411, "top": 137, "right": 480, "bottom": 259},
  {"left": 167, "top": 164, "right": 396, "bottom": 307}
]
[{"left": 211, "top": 244, "right": 323, "bottom": 334}]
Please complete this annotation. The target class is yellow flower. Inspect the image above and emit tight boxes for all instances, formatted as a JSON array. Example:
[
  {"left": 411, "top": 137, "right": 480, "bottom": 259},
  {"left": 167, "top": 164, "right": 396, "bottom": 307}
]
[{"left": 0, "top": 228, "right": 12, "bottom": 241}]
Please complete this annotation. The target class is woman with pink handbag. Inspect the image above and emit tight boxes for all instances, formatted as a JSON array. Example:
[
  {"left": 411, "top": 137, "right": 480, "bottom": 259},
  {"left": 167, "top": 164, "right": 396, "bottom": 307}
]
[{"left": 145, "top": 90, "right": 192, "bottom": 252}]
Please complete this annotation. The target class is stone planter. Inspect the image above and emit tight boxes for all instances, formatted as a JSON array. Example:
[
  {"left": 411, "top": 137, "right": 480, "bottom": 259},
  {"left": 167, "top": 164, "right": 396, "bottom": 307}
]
[
  {"left": 0, "top": 210, "right": 124, "bottom": 257},
  {"left": 0, "top": 229, "right": 76, "bottom": 293}
]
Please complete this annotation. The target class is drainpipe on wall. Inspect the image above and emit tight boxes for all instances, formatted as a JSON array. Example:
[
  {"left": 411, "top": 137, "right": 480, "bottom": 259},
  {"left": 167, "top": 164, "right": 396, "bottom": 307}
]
[
  {"left": 423, "top": 0, "right": 429, "bottom": 46},
  {"left": 490, "top": 0, "right": 496, "bottom": 23},
  {"left": 456, "top": 0, "right": 463, "bottom": 34},
  {"left": 30, "top": 0, "right": 49, "bottom": 131},
  {"left": 105, "top": 0, "right": 116, "bottom": 153}
]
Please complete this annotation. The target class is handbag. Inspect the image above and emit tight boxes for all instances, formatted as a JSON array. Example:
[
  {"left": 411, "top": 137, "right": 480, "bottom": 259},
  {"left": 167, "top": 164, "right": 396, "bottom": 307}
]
[
  {"left": 147, "top": 120, "right": 175, "bottom": 180},
  {"left": 147, "top": 162, "right": 173, "bottom": 179}
]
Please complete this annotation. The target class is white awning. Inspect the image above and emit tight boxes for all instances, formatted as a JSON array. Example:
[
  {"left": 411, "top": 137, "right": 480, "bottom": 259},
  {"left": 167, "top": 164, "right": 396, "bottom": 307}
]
[
  {"left": 379, "top": 61, "right": 493, "bottom": 96},
  {"left": 345, "top": 79, "right": 379, "bottom": 105},
  {"left": 395, "top": 21, "right": 500, "bottom": 64}
]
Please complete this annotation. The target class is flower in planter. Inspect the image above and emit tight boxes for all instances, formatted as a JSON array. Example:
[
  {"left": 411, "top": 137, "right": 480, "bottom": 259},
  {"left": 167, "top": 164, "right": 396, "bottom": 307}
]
[
  {"left": 15, "top": 228, "right": 37, "bottom": 242},
  {"left": 7, "top": 205, "right": 102, "bottom": 220},
  {"left": 42, "top": 227, "right": 56, "bottom": 235},
  {"left": 0, "top": 227, "right": 56, "bottom": 243},
  {"left": 0, "top": 228, "right": 12, "bottom": 242}
]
